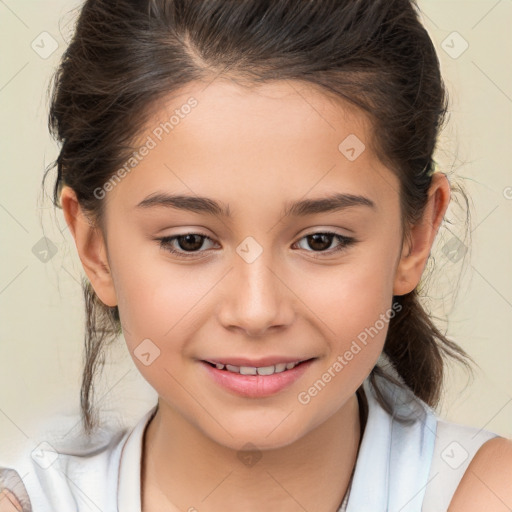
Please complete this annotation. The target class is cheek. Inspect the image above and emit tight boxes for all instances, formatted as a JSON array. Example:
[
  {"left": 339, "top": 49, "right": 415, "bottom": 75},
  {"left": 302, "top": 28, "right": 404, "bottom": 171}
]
[
  {"left": 295, "top": 255, "right": 395, "bottom": 333},
  {"left": 292, "top": 261, "right": 396, "bottom": 425},
  {"left": 290, "top": 248, "right": 397, "bottom": 374},
  {"left": 111, "top": 246, "right": 217, "bottom": 352}
]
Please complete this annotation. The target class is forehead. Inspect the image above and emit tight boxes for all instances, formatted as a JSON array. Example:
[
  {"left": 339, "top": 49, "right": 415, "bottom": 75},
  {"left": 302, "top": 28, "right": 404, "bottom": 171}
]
[
  {"left": 142, "top": 77, "right": 371, "bottom": 154},
  {"left": 108, "top": 78, "right": 400, "bottom": 217}
]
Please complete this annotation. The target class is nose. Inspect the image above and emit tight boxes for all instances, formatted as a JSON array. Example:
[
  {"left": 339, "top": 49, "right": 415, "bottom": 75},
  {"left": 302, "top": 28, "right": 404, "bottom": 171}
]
[{"left": 216, "top": 248, "right": 295, "bottom": 337}]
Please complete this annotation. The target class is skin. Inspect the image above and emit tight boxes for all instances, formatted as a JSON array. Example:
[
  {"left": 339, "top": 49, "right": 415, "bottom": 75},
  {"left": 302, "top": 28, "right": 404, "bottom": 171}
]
[
  {"left": 448, "top": 437, "right": 512, "bottom": 511},
  {"left": 60, "top": 78, "right": 452, "bottom": 511},
  {"left": 0, "top": 489, "right": 23, "bottom": 512}
]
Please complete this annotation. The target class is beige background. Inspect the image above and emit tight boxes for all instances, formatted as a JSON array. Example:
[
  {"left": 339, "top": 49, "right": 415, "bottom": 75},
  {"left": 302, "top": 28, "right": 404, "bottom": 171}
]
[{"left": 1, "top": 1, "right": 511, "bottom": 457}]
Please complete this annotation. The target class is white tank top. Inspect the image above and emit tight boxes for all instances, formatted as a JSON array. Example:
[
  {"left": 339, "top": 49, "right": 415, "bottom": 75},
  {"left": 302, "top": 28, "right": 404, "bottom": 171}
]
[
  {"left": 339, "top": 370, "right": 498, "bottom": 511},
  {"left": 0, "top": 370, "right": 498, "bottom": 511}
]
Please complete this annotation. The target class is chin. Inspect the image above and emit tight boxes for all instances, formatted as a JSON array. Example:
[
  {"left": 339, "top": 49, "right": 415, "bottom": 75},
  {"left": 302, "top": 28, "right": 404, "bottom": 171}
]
[{"left": 200, "top": 412, "right": 316, "bottom": 452}]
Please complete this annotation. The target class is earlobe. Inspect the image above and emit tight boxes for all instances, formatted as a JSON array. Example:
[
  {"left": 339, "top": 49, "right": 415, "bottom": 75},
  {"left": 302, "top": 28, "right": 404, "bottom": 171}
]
[
  {"left": 59, "top": 186, "right": 118, "bottom": 307},
  {"left": 393, "top": 173, "right": 451, "bottom": 296}
]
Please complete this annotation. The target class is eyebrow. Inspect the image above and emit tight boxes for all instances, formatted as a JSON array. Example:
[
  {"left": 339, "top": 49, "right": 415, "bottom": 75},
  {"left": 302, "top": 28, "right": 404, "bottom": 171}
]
[{"left": 135, "top": 192, "right": 376, "bottom": 217}]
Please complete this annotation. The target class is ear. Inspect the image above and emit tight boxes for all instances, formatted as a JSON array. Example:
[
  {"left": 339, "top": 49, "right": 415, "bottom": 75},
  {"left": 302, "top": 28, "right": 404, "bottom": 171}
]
[
  {"left": 393, "top": 172, "right": 451, "bottom": 296},
  {"left": 59, "top": 185, "right": 118, "bottom": 307}
]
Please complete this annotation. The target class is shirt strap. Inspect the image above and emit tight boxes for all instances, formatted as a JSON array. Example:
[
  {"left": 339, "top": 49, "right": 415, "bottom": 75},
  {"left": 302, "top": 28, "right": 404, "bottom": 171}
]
[{"left": 421, "top": 418, "right": 499, "bottom": 510}]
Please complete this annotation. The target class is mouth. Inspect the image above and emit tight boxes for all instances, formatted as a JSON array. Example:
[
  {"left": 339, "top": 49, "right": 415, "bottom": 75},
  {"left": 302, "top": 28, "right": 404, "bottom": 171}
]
[
  {"left": 202, "top": 358, "right": 314, "bottom": 376},
  {"left": 200, "top": 357, "right": 317, "bottom": 398}
]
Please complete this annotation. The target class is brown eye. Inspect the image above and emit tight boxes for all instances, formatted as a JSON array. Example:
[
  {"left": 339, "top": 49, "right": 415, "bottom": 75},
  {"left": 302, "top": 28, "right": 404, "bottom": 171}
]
[
  {"left": 156, "top": 233, "right": 218, "bottom": 258},
  {"left": 305, "top": 233, "right": 335, "bottom": 251},
  {"left": 174, "top": 234, "right": 205, "bottom": 252},
  {"left": 294, "top": 232, "right": 356, "bottom": 256}
]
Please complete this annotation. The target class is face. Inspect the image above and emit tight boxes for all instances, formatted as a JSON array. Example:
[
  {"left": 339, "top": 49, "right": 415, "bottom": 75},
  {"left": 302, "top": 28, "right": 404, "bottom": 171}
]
[{"left": 74, "top": 79, "right": 409, "bottom": 450}]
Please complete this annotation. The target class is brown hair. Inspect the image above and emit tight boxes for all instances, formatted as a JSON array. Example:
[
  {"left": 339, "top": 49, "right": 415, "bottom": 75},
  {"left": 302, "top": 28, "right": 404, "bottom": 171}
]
[{"left": 43, "top": 0, "right": 474, "bottom": 436}]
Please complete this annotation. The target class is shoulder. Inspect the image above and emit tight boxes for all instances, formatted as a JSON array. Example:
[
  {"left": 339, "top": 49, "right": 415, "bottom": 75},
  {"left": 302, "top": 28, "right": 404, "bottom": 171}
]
[
  {"left": 448, "top": 436, "right": 512, "bottom": 511},
  {"left": 0, "top": 426, "right": 131, "bottom": 512},
  {"left": 0, "top": 467, "right": 31, "bottom": 512}
]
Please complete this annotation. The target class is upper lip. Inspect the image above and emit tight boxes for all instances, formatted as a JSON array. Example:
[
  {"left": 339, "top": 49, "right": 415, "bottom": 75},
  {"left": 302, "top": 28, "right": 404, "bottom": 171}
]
[{"left": 202, "top": 356, "right": 314, "bottom": 367}]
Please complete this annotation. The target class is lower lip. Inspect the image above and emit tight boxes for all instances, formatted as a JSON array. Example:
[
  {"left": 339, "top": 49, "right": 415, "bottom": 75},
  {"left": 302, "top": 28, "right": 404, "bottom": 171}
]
[{"left": 200, "top": 359, "right": 315, "bottom": 398}]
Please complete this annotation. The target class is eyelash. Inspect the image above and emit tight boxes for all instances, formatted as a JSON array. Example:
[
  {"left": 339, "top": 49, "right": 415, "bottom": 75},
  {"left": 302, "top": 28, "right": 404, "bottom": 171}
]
[{"left": 155, "top": 231, "right": 357, "bottom": 260}]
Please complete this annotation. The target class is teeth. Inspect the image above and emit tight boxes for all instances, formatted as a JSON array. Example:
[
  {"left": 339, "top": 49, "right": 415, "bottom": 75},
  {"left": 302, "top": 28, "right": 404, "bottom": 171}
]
[
  {"left": 257, "top": 365, "right": 275, "bottom": 376},
  {"left": 240, "top": 366, "right": 257, "bottom": 375},
  {"left": 209, "top": 361, "right": 301, "bottom": 375}
]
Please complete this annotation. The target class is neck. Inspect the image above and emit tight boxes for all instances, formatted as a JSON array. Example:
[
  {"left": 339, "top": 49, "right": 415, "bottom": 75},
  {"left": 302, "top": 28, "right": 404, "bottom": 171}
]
[{"left": 141, "top": 392, "right": 363, "bottom": 512}]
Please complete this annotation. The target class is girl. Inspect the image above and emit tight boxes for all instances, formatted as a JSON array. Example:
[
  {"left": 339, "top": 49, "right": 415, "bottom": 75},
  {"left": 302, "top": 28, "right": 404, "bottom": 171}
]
[{"left": 1, "top": 0, "right": 511, "bottom": 511}]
